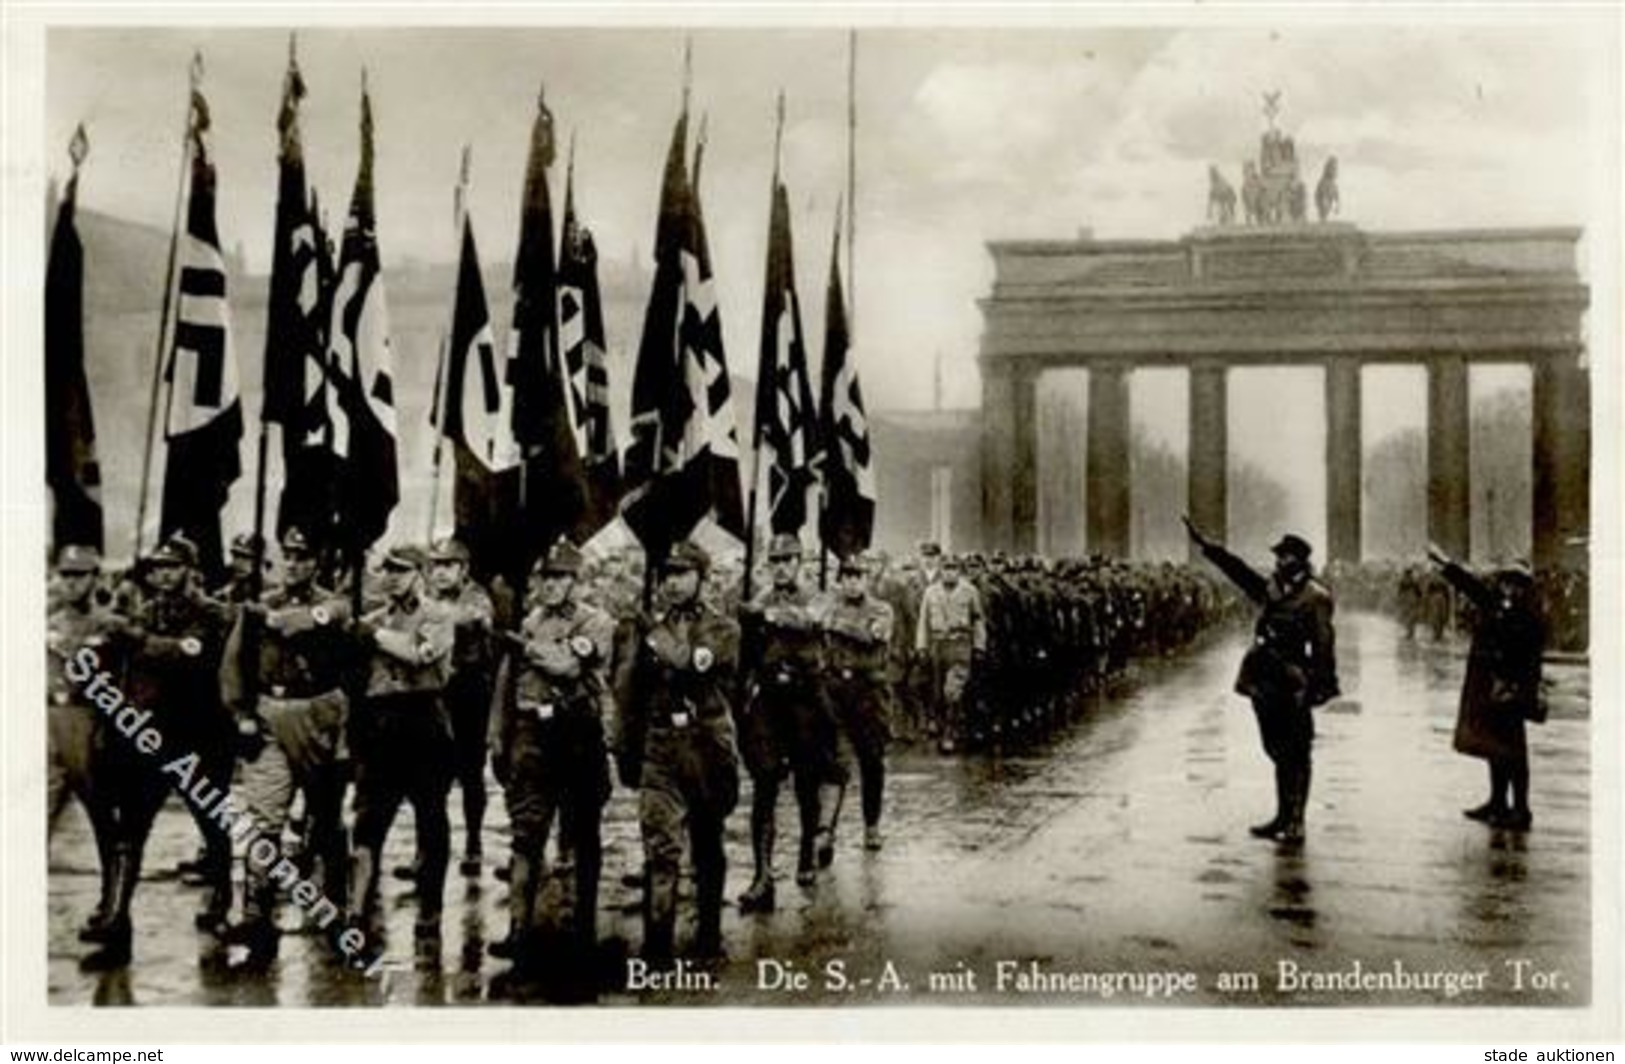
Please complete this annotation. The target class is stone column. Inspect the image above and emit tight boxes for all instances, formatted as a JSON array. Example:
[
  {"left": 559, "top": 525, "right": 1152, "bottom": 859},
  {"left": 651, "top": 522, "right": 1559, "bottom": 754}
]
[
  {"left": 1187, "top": 363, "right": 1228, "bottom": 560},
  {"left": 1325, "top": 358, "right": 1363, "bottom": 562},
  {"left": 1086, "top": 363, "right": 1132, "bottom": 558},
  {"left": 980, "top": 364, "right": 1015, "bottom": 553},
  {"left": 1532, "top": 350, "right": 1590, "bottom": 570},
  {"left": 1010, "top": 366, "right": 1039, "bottom": 556},
  {"left": 1427, "top": 355, "right": 1471, "bottom": 560}
]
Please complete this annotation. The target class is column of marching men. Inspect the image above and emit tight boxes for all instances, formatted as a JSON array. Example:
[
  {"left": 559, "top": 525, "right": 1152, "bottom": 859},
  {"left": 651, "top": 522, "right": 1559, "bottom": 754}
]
[{"left": 47, "top": 527, "right": 1238, "bottom": 979}]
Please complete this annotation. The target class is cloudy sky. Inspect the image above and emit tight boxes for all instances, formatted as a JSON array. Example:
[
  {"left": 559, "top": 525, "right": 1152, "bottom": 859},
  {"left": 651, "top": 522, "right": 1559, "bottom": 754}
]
[{"left": 39, "top": 15, "right": 1613, "bottom": 545}]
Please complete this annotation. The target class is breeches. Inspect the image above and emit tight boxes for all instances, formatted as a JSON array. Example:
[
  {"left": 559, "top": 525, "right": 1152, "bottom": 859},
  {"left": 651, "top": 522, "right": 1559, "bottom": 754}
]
[
  {"left": 738, "top": 680, "right": 846, "bottom": 785},
  {"left": 1251, "top": 695, "right": 1313, "bottom": 768}
]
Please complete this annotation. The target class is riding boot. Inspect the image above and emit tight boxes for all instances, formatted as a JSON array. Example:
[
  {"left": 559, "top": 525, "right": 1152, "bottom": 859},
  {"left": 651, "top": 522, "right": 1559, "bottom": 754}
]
[
  {"left": 572, "top": 835, "right": 602, "bottom": 957},
  {"left": 79, "top": 831, "right": 118, "bottom": 941},
  {"left": 794, "top": 778, "right": 819, "bottom": 886},
  {"left": 642, "top": 867, "right": 678, "bottom": 965},
  {"left": 692, "top": 865, "right": 724, "bottom": 960},
  {"left": 489, "top": 851, "right": 538, "bottom": 961},
  {"left": 80, "top": 851, "right": 137, "bottom": 971},
  {"left": 738, "top": 790, "right": 777, "bottom": 913},
  {"left": 815, "top": 781, "right": 846, "bottom": 869},
  {"left": 350, "top": 846, "right": 382, "bottom": 936},
  {"left": 1250, "top": 763, "right": 1289, "bottom": 838},
  {"left": 1278, "top": 762, "right": 1309, "bottom": 844},
  {"left": 194, "top": 846, "right": 232, "bottom": 931}
]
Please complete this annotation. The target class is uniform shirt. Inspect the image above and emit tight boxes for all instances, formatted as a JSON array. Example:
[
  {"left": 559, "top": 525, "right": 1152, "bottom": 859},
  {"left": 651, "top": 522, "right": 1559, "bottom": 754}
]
[
  {"left": 124, "top": 588, "right": 233, "bottom": 712},
  {"left": 1200, "top": 543, "right": 1339, "bottom": 707},
  {"left": 219, "top": 583, "right": 352, "bottom": 709},
  {"left": 435, "top": 580, "right": 495, "bottom": 672},
  {"left": 745, "top": 583, "right": 824, "bottom": 678},
  {"left": 47, "top": 599, "right": 120, "bottom": 708},
  {"left": 616, "top": 600, "right": 741, "bottom": 742},
  {"left": 514, "top": 599, "right": 616, "bottom": 707},
  {"left": 363, "top": 593, "right": 455, "bottom": 697},
  {"left": 915, "top": 580, "right": 988, "bottom": 653},
  {"left": 822, "top": 594, "right": 896, "bottom": 677}
]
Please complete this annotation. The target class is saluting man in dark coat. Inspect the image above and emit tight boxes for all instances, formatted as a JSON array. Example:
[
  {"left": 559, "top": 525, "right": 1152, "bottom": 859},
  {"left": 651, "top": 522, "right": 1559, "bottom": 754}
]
[
  {"left": 1185, "top": 520, "right": 1339, "bottom": 844},
  {"left": 1427, "top": 545, "right": 1545, "bottom": 831}
]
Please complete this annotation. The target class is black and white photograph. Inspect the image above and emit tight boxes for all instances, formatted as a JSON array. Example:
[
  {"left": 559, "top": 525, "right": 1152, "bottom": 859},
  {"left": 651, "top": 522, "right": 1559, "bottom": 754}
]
[{"left": 5, "top": 4, "right": 1621, "bottom": 1043}]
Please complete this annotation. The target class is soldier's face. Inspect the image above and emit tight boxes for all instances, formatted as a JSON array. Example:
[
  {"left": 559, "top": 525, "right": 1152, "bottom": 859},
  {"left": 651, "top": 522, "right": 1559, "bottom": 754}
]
[
  {"left": 941, "top": 566, "right": 960, "bottom": 588},
  {"left": 1273, "top": 554, "right": 1307, "bottom": 585},
  {"left": 381, "top": 564, "right": 418, "bottom": 600},
  {"left": 283, "top": 552, "right": 317, "bottom": 589},
  {"left": 839, "top": 571, "right": 866, "bottom": 599},
  {"left": 660, "top": 568, "right": 701, "bottom": 605},
  {"left": 147, "top": 561, "right": 185, "bottom": 594},
  {"left": 429, "top": 560, "right": 465, "bottom": 594},
  {"left": 230, "top": 553, "right": 255, "bottom": 581},
  {"left": 770, "top": 555, "right": 799, "bottom": 587},
  {"left": 58, "top": 570, "right": 96, "bottom": 605},
  {"left": 538, "top": 572, "right": 573, "bottom": 608}
]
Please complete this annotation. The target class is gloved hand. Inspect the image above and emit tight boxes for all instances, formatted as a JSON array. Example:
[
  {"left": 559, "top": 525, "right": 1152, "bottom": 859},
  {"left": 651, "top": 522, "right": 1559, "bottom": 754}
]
[{"left": 236, "top": 715, "right": 268, "bottom": 762}]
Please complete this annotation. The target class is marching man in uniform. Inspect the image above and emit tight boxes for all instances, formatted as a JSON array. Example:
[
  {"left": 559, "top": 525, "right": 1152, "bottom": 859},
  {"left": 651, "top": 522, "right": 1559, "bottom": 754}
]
[
  {"left": 425, "top": 536, "right": 496, "bottom": 877},
  {"left": 821, "top": 553, "right": 896, "bottom": 851},
  {"left": 488, "top": 539, "right": 616, "bottom": 969},
  {"left": 219, "top": 526, "right": 353, "bottom": 969},
  {"left": 915, "top": 554, "right": 987, "bottom": 754},
  {"left": 615, "top": 541, "right": 741, "bottom": 963},
  {"left": 47, "top": 545, "right": 122, "bottom": 943},
  {"left": 737, "top": 532, "right": 847, "bottom": 908},
  {"left": 348, "top": 545, "right": 456, "bottom": 939},
  {"left": 87, "top": 533, "right": 233, "bottom": 969}
]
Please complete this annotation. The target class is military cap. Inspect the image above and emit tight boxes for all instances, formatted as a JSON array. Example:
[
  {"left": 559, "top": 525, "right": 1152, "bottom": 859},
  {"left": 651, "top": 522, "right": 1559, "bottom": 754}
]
[
  {"left": 229, "top": 532, "right": 264, "bottom": 559},
  {"left": 535, "top": 538, "right": 584, "bottom": 577},
  {"left": 940, "top": 554, "right": 963, "bottom": 571},
  {"left": 55, "top": 544, "right": 100, "bottom": 573},
  {"left": 149, "top": 533, "right": 199, "bottom": 568},
  {"left": 1270, "top": 533, "right": 1313, "bottom": 561},
  {"left": 381, "top": 544, "right": 428, "bottom": 571},
  {"left": 918, "top": 541, "right": 943, "bottom": 558},
  {"left": 1497, "top": 559, "right": 1536, "bottom": 586},
  {"left": 837, "top": 553, "right": 868, "bottom": 577},
  {"left": 664, "top": 540, "right": 710, "bottom": 575},
  {"left": 280, "top": 526, "right": 315, "bottom": 556},
  {"left": 430, "top": 536, "right": 471, "bottom": 564},
  {"left": 767, "top": 532, "right": 801, "bottom": 560}
]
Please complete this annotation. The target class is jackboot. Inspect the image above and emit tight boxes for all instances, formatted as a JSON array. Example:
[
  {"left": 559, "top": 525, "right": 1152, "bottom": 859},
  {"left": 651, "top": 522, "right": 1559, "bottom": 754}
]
[
  {"left": 80, "top": 851, "right": 137, "bottom": 972},
  {"left": 814, "top": 781, "right": 846, "bottom": 869},
  {"left": 642, "top": 867, "right": 678, "bottom": 965},
  {"left": 488, "top": 851, "right": 539, "bottom": 961},
  {"left": 1249, "top": 763, "right": 1289, "bottom": 839},
  {"left": 1277, "top": 763, "right": 1309, "bottom": 844},
  {"left": 738, "top": 796, "right": 777, "bottom": 913}
]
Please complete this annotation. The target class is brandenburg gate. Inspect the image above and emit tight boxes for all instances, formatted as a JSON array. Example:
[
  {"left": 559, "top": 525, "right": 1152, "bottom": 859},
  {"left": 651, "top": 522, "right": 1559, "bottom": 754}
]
[{"left": 978, "top": 138, "right": 1589, "bottom": 568}]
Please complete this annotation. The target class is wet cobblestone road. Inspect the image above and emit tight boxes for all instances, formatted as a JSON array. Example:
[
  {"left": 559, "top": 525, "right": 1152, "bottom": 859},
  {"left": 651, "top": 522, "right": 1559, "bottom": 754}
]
[{"left": 47, "top": 613, "right": 1591, "bottom": 1007}]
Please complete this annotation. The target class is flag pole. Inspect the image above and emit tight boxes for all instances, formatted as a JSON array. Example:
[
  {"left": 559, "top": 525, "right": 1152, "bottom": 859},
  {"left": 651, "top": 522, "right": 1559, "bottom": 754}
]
[
  {"left": 847, "top": 29, "right": 857, "bottom": 339},
  {"left": 818, "top": 196, "right": 844, "bottom": 594},
  {"left": 135, "top": 52, "right": 203, "bottom": 561},
  {"left": 350, "top": 68, "right": 370, "bottom": 625},
  {"left": 743, "top": 92, "right": 786, "bottom": 606},
  {"left": 427, "top": 333, "right": 449, "bottom": 543},
  {"left": 250, "top": 34, "right": 301, "bottom": 602},
  {"left": 428, "top": 145, "right": 470, "bottom": 544}
]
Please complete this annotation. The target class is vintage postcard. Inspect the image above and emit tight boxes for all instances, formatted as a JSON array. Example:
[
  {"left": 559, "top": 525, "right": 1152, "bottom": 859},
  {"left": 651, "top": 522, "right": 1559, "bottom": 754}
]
[{"left": 3, "top": 2, "right": 1620, "bottom": 1044}]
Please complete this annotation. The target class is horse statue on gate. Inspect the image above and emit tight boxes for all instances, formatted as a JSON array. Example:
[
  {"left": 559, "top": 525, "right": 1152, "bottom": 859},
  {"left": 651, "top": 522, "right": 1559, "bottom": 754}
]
[
  {"left": 1315, "top": 156, "right": 1340, "bottom": 222},
  {"left": 1207, "top": 165, "right": 1237, "bottom": 225}
]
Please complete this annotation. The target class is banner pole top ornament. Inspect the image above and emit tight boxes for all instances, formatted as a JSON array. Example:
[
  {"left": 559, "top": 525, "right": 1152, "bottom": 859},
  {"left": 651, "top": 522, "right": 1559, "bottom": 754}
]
[{"left": 68, "top": 123, "right": 89, "bottom": 171}]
